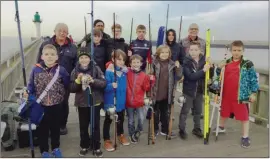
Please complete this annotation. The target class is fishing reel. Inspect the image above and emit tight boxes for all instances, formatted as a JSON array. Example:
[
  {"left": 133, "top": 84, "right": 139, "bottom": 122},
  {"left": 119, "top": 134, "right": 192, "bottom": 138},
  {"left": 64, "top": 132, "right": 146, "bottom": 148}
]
[
  {"left": 14, "top": 87, "right": 27, "bottom": 105},
  {"left": 81, "top": 74, "right": 91, "bottom": 91},
  {"left": 208, "top": 80, "right": 221, "bottom": 95},
  {"left": 146, "top": 106, "right": 153, "bottom": 120},
  {"left": 178, "top": 92, "right": 186, "bottom": 107},
  {"left": 107, "top": 106, "right": 116, "bottom": 120}
]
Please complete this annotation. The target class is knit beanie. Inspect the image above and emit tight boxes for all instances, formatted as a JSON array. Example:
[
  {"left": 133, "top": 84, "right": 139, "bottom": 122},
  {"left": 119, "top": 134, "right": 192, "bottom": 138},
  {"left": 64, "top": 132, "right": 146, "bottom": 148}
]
[{"left": 78, "top": 47, "right": 91, "bottom": 58}]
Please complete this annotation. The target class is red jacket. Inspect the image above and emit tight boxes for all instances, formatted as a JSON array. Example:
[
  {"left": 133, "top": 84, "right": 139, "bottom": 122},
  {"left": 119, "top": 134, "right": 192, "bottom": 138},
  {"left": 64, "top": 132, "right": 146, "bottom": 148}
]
[{"left": 126, "top": 68, "right": 152, "bottom": 108}]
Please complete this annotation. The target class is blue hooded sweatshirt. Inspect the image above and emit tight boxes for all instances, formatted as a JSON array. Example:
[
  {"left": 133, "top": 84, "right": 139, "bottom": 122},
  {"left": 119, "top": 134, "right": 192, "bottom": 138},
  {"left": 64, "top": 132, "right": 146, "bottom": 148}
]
[{"left": 104, "top": 65, "right": 128, "bottom": 112}]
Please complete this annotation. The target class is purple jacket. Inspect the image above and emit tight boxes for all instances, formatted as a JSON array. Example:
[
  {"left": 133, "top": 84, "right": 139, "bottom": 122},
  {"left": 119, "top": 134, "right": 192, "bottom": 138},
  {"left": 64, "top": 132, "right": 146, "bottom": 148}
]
[{"left": 27, "top": 62, "right": 70, "bottom": 106}]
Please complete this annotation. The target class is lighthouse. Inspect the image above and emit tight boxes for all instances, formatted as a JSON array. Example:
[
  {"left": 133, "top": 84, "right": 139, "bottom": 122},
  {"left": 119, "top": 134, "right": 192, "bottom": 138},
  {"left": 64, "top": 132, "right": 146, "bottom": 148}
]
[{"left": 32, "top": 12, "right": 42, "bottom": 38}]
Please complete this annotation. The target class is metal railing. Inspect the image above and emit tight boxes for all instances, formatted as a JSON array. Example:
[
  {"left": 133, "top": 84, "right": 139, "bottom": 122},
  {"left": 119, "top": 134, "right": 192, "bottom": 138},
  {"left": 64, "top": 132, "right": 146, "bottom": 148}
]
[{"left": 1, "top": 38, "right": 43, "bottom": 102}]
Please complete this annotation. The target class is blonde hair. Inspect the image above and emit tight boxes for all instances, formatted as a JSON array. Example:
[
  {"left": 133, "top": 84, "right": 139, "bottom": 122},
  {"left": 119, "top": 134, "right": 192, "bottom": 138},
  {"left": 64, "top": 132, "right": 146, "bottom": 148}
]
[
  {"left": 42, "top": 44, "right": 57, "bottom": 55},
  {"left": 111, "top": 23, "right": 122, "bottom": 32},
  {"left": 111, "top": 49, "right": 127, "bottom": 62},
  {"left": 155, "top": 45, "right": 171, "bottom": 59}
]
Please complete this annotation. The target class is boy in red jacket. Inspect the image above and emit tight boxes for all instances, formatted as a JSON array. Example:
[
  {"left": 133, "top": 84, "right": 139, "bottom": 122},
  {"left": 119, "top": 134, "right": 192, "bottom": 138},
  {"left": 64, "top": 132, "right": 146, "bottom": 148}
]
[{"left": 126, "top": 54, "right": 154, "bottom": 143}]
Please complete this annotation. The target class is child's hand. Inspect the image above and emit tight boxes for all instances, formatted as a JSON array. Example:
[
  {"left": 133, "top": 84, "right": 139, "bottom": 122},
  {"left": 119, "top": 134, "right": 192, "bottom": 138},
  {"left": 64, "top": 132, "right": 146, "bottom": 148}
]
[
  {"left": 203, "top": 64, "right": 211, "bottom": 72},
  {"left": 23, "top": 91, "right": 28, "bottom": 99},
  {"left": 149, "top": 75, "right": 155, "bottom": 81},
  {"left": 206, "top": 57, "right": 212, "bottom": 65},
  {"left": 249, "top": 93, "right": 256, "bottom": 103},
  {"left": 175, "top": 61, "right": 180, "bottom": 68},
  {"left": 218, "top": 60, "right": 226, "bottom": 69},
  {"left": 179, "top": 76, "right": 184, "bottom": 83},
  {"left": 112, "top": 82, "right": 117, "bottom": 88},
  {"left": 77, "top": 73, "right": 83, "bottom": 81},
  {"left": 88, "top": 76, "right": 94, "bottom": 83},
  {"left": 128, "top": 50, "right": 132, "bottom": 56}
]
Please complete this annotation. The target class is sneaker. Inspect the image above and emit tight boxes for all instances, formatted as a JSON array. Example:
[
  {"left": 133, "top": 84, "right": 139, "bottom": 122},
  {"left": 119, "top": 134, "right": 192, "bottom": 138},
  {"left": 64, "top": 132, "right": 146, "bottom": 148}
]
[
  {"left": 132, "top": 131, "right": 141, "bottom": 141},
  {"left": 100, "top": 109, "right": 105, "bottom": 117},
  {"left": 94, "top": 149, "right": 103, "bottom": 157},
  {"left": 60, "top": 127, "right": 68, "bottom": 135},
  {"left": 160, "top": 131, "right": 177, "bottom": 138},
  {"left": 192, "top": 128, "right": 203, "bottom": 138},
  {"left": 213, "top": 126, "right": 226, "bottom": 133},
  {"left": 179, "top": 130, "right": 188, "bottom": 140},
  {"left": 118, "top": 134, "right": 130, "bottom": 146},
  {"left": 52, "top": 148, "right": 63, "bottom": 158},
  {"left": 41, "top": 152, "right": 51, "bottom": 158},
  {"left": 129, "top": 136, "right": 138, "bottom": 144},
  {"left": 104, "top": 140, "right": 115, "bottom": 152},
  {"left": 78, "top": 148, "right": 88, "bottom": 157},
  {"left": 241, "top": 137, "right": 250, "bottom": 148}
]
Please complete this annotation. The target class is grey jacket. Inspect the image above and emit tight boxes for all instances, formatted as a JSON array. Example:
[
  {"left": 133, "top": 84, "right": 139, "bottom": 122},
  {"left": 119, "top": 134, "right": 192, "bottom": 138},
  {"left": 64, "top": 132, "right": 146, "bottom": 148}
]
[{"left": 151, "top": 58, "right": 183, "bottom": 105}]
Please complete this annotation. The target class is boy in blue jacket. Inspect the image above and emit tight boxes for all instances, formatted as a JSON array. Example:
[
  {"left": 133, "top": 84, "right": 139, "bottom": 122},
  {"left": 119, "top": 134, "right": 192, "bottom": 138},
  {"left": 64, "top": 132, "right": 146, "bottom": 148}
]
[
  {"left": 103, "top": 49, "right": 130, "bottom": 152},
  {"left": 28, "top": 44, "right": 69, "bottom": 157}
]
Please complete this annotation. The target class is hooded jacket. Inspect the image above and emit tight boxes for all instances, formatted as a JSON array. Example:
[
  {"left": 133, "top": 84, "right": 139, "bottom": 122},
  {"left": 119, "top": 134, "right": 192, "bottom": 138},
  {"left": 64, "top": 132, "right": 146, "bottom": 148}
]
[
  {"left": 27, "top": 62, "right": 70, "bottom": 106},
  {"left": 182, "top": 54, "right": 214, "bottom": 98},
  {"left": 36, "top": 35, "right": 78, "bottom": 74},
  {"left": 104, "top": 65, "right": 128, "bottom": 112},
  {"left": 216, "top": 56, "right": 259, "bottom": 102},
  {"left": 106, "top": 38, "right": 129, "bottom": 64},
  {"left": 69, "top": 62, "right": 107, "bottom": 107},
  {"left": 166, "top": 29, "right": 185, "bottom": 65}
]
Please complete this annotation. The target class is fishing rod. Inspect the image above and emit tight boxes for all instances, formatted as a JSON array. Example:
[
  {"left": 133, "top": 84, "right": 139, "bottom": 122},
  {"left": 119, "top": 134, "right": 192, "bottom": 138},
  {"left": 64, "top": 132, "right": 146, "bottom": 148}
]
[
  {"left": 88, "top": 0, "right": 96, "bottom": 155},
  {"left": 147, "top": 13, "right": 155, "bottom": 145},
  {"left": 129, "top": 18, "right": 133, "bottom": 46},
  {"left": 84, "top": 16, "right": 87, "bottom": 36},
  {"left": 178, "top": 16, "right": 183, "bottom": 43},
  {"left": 15, "top": 0, "right": 34, "bottom": 157},
  {"left": 113, "top": 12, "right": 118, "bottom": 151},
  {"left": 163, "top": 4, "right": 169, "bottom": 44},
  {"left": 203, "top": 29, "right": 211, "bottom": 145}
]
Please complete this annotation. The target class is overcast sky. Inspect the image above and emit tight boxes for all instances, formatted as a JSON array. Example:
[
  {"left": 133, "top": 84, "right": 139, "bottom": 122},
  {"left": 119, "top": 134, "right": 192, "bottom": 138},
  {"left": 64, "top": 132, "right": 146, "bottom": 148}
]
[{"left": 1, "top": 1, "right": 268, "bottom": 42}]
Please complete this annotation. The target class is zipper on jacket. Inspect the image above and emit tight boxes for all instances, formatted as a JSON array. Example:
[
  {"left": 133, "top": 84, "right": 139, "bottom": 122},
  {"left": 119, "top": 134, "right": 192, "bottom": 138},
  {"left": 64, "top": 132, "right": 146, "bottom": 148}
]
[{"left": 130, "top": 73, "right": 138, "bottom": 105}]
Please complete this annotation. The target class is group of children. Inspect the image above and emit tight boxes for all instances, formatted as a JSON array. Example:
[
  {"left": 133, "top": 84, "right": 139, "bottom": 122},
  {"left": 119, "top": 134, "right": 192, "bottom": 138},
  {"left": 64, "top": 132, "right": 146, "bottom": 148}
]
[{"left": 27, "top": 21, "right": 259, "bottom": 158}]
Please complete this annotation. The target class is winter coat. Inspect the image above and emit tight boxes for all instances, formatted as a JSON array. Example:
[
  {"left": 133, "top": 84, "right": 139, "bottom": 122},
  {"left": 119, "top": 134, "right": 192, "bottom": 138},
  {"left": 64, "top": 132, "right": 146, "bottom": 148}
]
[
  {"left": 86, "top": 41, "right": 109, "bottom": 73},
  {"left": 216, "top": 56, "right": 259, "bottom": 102},
  {"left": 104, "top": 66, "right": 128, "bottom": 112},
  {"left": 126, "top": 69, "right": 151, "bottom": 108},
  {"left": 36, "top": 35, "right": 78, "bottom": 74},
  {"left": 182, "top": 54, "right": 214, "bottom": 98},
  {"left": 165, "top": 29, "right": 186, "bottom": 65},
  {"left": 106, "top": 38, "right": 129, "bottom": 61},
  {"left": 27, "top": 62, "right": 70, "bottom": 106},
  {"left": 151, "top": 58, "right": 182, "bottom": 105},
  {"left": 130, "top": 38, "right": 152, "bottom": 71},
  {"left": 180, "top": 36, "right": 206, "bottom": 56},
  {"left": 69, "top": 62, "right": 107, "bottom": 107}
]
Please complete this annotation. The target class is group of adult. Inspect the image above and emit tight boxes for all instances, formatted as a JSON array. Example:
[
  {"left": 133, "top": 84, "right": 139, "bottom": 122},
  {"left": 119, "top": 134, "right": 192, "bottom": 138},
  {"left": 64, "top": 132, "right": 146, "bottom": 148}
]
[{"left": 36, "top": 19, "right": 206, "bottom": 135}]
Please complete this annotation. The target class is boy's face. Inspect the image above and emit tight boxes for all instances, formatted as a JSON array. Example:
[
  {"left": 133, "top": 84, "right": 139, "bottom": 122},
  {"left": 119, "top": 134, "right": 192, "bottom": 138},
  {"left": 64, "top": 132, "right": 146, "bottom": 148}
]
[
  {"left": 112, "top": 28, "right": 121, "bottom": 39},
  {"left": 231, "top": 46, "right": 243, "bottom": 60},
  {"left": 94, "top": 22, "right": 104, "bottom": 32},
  {"left": 130, "top": 58, "right": 142, "bottom": 71},
  {"left": 136, "top": 29, "right": 146, "bottom": 40},
  {"left": 159, "top": 48, "right": 170, "bottom": 60},
  {"left": 189, "top": 45, "right": 201, "bottom": 59},
  {"left": 94, "top": 35, "right": 102, "bottom": 44},
  {"left": 168, "top": 31, "right": 174, "bottom": 42},
  {"left": 41, "top": 49, "right": 58, "bottom": 67},
  {"left": 79, "top": 55, "right": 90, "bottom": 68},
  {"left": 114, "top": 55, "right": 125, "bottom": 68}
]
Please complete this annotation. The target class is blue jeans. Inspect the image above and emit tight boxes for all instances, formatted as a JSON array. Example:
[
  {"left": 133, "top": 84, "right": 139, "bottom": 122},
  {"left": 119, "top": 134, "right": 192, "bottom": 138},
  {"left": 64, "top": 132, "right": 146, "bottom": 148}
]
[{"left": 127, "top": 107, "right": 144, "bottom": 136}]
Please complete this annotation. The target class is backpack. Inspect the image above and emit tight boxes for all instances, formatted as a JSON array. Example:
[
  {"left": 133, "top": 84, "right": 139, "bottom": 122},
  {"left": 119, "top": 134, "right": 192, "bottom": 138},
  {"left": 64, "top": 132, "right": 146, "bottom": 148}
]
[{"left": 1, "top": 101, "right": 20, "bottom": 151}]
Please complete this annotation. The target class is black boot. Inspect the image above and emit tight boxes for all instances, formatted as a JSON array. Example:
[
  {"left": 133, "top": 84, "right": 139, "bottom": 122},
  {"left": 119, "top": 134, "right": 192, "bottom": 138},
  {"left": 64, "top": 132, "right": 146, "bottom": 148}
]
[
  {"left": 192, "top": 128, "right": 203, "bottom": 138},
  {"left": 179, "top": 130, "right": 188, "bottom": 140}
]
